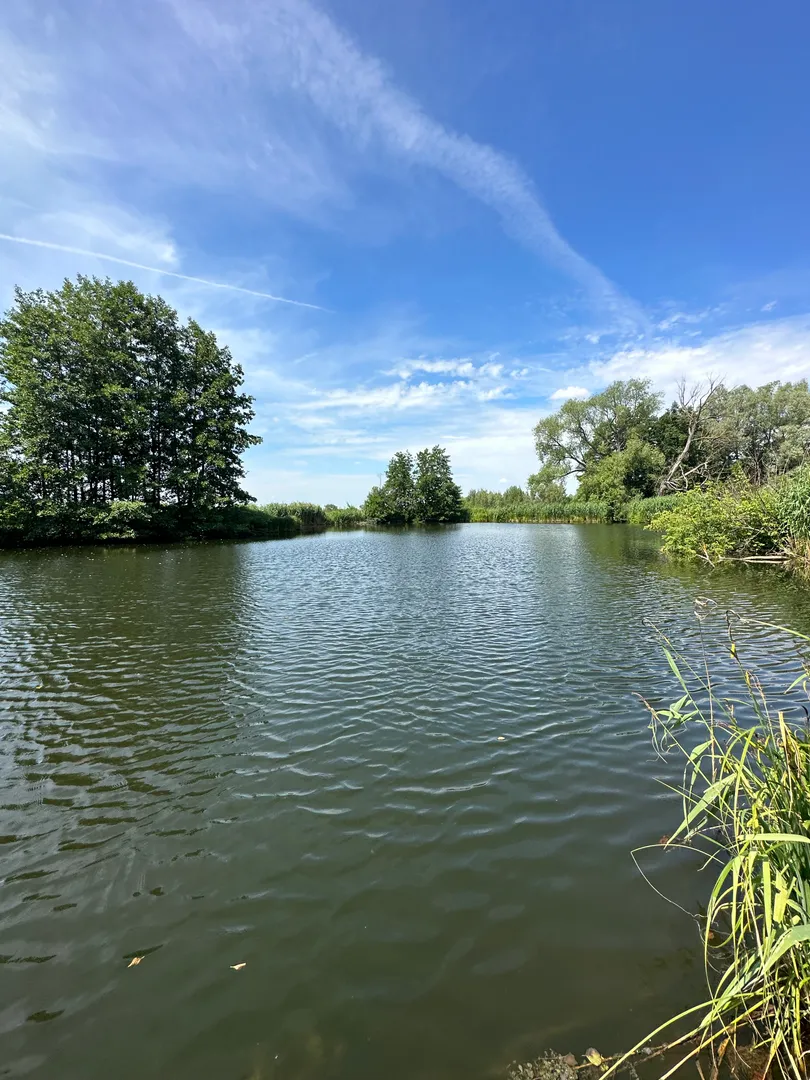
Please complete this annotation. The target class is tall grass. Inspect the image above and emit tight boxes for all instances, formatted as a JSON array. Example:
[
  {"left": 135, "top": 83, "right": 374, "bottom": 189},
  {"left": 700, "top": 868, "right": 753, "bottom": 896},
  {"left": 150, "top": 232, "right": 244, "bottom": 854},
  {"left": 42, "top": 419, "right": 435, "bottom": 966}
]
[
  {"left": 612, "top": 615, "right": 810, "bottom": 1080},
  {"left": 324, "top": 505, "right": 366, "bottom": 529},
  {"left": 467, "top": 500, "right": 610, "bottom": 523},
  {"left": 625, "top": 494, "right": 688, "bottom": 526},
  {"left": 259, "top": 502, "right": 328, "bottom": 533}
]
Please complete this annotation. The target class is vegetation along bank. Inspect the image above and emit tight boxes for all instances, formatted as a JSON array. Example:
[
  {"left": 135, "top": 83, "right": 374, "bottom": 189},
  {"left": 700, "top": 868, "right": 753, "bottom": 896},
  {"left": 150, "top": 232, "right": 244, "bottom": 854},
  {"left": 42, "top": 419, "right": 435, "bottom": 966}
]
[{"left": 1, "top": 274, "right": 809, "bottom": 565}]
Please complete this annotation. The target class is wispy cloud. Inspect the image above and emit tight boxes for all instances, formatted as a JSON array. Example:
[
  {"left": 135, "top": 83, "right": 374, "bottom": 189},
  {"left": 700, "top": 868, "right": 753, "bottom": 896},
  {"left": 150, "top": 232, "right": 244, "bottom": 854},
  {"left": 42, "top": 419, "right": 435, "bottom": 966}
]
[
  {"left": 165, "top": 0, "right": 642, "bottom": 329},
  {"left": 0, "top": 233, "right": 327, "bottom": 309}
]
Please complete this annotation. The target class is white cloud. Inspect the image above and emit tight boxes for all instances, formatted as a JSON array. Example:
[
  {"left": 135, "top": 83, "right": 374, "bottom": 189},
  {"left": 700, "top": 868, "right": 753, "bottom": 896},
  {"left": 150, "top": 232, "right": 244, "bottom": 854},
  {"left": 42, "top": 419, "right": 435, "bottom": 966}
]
[
  {"left": 762, "top": 300, "right": 778, "bottom": 312},
  {"left": 591, "top": 315, "right": 810, "bottom": 400},
  {"left": 550, "top": 385, "right": 590, "bottom": 401}
]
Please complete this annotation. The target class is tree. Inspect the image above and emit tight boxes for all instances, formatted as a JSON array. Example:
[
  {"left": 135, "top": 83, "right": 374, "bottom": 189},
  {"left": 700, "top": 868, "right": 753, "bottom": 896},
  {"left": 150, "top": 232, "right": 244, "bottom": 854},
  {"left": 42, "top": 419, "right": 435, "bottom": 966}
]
[
  {"left": 362, "top": 450, "right": 415, "bottom": 524},
  {"left": 362, "top": 446, "right": 465, "bottom": 525},
  {"left": 0, "top": 275, "right": 260, "bottom": 516},
  {"left": 526, "top": 462, "right": 567, "bottom": 501},
  {"left": 577, "top": 435, "right": 665, "bottom": 514},
  {"left": 703, "top": 382, "right": 810, "bottom": 484},
  {"left": 533, "top": 379, "right": 663, "bottom": 480},
  {"left": 654, "top": 378, "right": 721, "bottom": 494},
  {"left": 414, "top": 446, "right": 465, "bottom": 523}
]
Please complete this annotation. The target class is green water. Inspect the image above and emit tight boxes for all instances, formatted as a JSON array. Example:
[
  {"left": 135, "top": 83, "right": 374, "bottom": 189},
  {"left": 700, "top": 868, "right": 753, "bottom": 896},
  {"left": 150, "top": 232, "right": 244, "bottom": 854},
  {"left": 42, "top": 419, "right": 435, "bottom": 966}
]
[{"left": 2, "top": 524, "right": 810, "bottom": 1080}]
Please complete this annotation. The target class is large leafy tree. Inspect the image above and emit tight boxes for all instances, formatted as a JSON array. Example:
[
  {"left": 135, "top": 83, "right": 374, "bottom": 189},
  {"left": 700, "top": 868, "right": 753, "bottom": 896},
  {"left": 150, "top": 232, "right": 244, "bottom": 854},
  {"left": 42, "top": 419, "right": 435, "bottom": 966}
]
[
  {"left": 533, "top": 379, "right": 663, "bottom": 480},
  {"left": 0, "top": 275, "right": 260, "bottom": 512}
]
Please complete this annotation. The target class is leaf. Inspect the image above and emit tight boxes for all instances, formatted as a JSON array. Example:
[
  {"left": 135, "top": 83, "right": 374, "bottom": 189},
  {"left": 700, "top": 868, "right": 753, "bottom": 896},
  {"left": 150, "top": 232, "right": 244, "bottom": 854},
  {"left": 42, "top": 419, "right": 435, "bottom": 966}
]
[
  {"left": 127, "top": 956, "right": 143, "bottom": 968},
  {"left": 230, "top": 962, "right": 247, "bottom": 970},
  {"left": 585, "top": 1049, "right": 604, "bottom": 1067}
]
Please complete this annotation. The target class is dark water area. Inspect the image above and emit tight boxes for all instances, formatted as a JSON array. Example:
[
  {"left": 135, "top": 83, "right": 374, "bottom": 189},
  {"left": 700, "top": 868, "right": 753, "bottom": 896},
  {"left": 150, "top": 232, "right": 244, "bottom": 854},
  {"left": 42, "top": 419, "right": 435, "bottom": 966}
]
[{"left": 2, "top": 524, "right": 810, "bottom": 1080}]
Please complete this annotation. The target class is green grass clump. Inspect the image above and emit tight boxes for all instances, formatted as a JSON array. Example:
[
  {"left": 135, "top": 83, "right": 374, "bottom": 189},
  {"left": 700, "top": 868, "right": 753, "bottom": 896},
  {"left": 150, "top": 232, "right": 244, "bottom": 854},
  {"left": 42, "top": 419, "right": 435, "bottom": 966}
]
[{"left": 610, "top": 615, "right": 810, "bottom": 1080}]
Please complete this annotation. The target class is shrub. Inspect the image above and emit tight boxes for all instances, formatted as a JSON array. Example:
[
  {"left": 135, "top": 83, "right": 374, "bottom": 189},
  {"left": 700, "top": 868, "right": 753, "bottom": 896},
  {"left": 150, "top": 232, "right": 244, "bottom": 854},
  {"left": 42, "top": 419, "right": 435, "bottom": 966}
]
[{"left": 648, "top": 481, "right": 785, "bottom": 561}]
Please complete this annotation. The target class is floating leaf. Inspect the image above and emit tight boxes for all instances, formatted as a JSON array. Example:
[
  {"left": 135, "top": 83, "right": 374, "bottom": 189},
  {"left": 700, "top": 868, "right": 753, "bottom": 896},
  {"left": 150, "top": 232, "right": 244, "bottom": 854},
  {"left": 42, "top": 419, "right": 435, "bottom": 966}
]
[
  {"left": 497, "top": 736, "right": 505, "bottom": 742},
  {"left": 584, "top": 1049, "right": 604, "bottom": 1067},
  {"left": 127, "top": 956, "right": 143, "bottom": 968},
  {"left": 230, "top": 962, "right": 247, "bottom": 970}
]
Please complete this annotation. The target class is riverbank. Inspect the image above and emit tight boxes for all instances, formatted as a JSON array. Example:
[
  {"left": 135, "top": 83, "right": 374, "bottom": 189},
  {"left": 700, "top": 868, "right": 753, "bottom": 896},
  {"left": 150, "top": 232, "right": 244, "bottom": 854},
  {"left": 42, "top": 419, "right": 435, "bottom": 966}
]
[{"left": 0, "top": 501, "right": 371, "bottom": 548}]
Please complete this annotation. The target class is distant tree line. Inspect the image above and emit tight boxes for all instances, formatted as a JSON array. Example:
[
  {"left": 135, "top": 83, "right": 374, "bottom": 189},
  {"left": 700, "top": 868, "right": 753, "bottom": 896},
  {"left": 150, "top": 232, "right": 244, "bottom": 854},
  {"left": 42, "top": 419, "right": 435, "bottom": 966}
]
[{"left": 532, "top": 377, "right": 810, "bottom": 513}]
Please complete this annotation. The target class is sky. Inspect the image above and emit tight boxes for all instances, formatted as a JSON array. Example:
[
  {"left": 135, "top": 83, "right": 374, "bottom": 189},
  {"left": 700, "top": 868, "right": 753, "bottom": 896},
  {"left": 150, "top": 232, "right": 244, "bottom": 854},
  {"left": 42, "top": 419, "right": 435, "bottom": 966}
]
[{"left": 1, "top": 0, "right": 809, "bottom": 504}]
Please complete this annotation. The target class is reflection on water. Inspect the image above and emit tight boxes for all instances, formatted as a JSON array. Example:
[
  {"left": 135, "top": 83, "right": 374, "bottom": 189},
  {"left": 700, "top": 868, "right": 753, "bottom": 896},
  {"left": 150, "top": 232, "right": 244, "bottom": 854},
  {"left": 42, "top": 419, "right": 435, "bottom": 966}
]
[{"left": 1, "top": 525, "right": 810, "bottom": 1080}]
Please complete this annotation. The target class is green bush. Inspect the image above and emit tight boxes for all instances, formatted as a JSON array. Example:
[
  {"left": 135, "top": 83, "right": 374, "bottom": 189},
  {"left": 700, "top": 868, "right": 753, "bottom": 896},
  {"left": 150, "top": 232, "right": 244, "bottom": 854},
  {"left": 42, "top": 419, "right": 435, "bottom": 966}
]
[{"left": 649, "top": 481, "right": 785, "bottom": 561}]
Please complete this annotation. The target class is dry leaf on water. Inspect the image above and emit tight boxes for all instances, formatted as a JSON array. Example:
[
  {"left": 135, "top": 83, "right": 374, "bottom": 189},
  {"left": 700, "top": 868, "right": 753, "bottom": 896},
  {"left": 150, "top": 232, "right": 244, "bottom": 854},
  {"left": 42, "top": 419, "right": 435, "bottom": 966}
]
[
  {"left": 585, "top": 1049, "right": 604, "bottom": 1067},
  {"left": 127, "top": 956, "right": 143, "bottom": 968},
  {"left": 497, "top": 736, "right": 505, "bottom": 742},
  {"left": 230, "top": 963, "right": 247, "bottom": 970}
]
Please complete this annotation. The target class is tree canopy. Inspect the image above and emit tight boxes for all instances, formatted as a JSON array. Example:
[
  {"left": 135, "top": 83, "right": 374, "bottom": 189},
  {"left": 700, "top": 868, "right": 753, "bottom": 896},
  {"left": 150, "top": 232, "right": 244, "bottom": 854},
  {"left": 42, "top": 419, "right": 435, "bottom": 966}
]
[
  {"left": 363, "top": 446, "right": 466, "bottom": 525},
  {"left": 0, "top": 276, "right": 260, "bottom": 517},
  {"left": 532, "top": 377, "right": 810, "bottom": 514}
]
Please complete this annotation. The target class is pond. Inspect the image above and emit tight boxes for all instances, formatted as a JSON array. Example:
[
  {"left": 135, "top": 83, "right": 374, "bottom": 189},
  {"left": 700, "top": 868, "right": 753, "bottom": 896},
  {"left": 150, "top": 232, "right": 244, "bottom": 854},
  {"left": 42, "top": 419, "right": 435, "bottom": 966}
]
[{"left": 2, "top": 524, "right": 810, "bottom": 1080}]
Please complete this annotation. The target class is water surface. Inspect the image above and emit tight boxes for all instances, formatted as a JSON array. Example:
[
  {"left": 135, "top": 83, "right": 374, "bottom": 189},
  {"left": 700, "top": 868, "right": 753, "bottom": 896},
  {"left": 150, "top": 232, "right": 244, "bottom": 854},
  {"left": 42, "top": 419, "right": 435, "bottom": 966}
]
[{"left": 2, "top": 525, "right": 810, "bottom": 1080}]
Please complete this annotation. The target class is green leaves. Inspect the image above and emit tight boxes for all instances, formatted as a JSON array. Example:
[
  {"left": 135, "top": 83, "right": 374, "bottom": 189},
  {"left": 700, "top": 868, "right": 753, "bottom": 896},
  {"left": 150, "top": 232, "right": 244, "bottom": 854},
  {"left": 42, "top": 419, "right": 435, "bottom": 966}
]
[
  {"left": 0, "top": 275, "right": 260, "bottom": 540},
  {"left": 363, "top": 446, "right": 465, "bottom": 525}
]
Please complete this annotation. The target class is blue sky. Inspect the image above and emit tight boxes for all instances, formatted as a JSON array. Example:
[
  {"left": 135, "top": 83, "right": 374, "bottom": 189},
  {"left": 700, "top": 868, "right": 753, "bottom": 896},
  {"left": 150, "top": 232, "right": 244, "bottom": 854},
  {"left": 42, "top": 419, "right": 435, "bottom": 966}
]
[{"left": 1, "top": 0, "right": 809, "bottom": 503}]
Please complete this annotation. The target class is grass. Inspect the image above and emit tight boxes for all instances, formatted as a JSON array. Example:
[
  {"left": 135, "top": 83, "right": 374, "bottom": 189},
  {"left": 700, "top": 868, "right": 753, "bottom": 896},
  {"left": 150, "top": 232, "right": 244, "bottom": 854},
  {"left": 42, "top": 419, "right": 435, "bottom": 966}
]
[
  {"left": 609, "top": 613, "right": 810, "bottom": 1080},
  {"left": 466, "top": 500, "right": 610, "bottom": 523},
  {"left": 624, "top": 494, "right": 688, "bottom": 526}
]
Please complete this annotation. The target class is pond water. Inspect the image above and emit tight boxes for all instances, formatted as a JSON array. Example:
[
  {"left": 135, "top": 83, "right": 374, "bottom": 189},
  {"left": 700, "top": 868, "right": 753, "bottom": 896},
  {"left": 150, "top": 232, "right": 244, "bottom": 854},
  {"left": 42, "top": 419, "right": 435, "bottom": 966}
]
[{"left": 2, "top": 524, "right": 810, "bottom": 1080}]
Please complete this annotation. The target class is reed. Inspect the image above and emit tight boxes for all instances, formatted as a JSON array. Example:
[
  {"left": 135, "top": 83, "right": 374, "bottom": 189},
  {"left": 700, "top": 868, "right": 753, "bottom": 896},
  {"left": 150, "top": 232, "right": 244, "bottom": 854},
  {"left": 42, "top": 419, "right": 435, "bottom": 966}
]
[
  {"left": 467, "top": 500, "right": 610, "bottom": 523},
  {"left": 611, "top": 614, "right": 810, "bottom": 1080}
]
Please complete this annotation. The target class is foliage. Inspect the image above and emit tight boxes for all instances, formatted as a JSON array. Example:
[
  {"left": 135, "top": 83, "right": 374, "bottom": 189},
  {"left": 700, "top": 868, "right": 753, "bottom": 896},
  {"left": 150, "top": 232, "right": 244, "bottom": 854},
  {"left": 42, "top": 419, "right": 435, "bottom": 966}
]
[
  {"left": 413, "top": 446, "right": 465, "bottom": 523},
  {"left": 363, "top": 446, "right": 466, "bottom": 525},
  {"left": 526, "top": 463, "right": 568, "bottom": 501},
  {"left": 0, "top": 500, "right": 299, "bottom": 546},
  {"left": 532, "top": 378, "right": 810, "bottom": 514},
  {"left": 534, "top": 379, "right": 662, "bottom": 477},
  {"left": 614, "top": 616, "right": 810, "bottom": 1080},
  {"left": 648, "top": 478, "right": 785, "bottom": 561},
  {"left": 704, "top": 381, "right": 810, "bottom": 484},
  {"left": 259, "top": 502, "right": 328, "bottom": 533},
  {"left": 576, "top": 436, "right": 665, "bottom": 516},
  {"left": 0, "top": 276, "right": 261, "bottom": 544},
  {"left": 624, "top": 493, "right": 687, "bottom": 526},
  {"left": 323, "top": 505, "right": 365, "bottom": 528},
  {"left": 467, "top": 500, "right": 609, "bottom": 523},
  {"left": 777, "top": 465, "right": 810, "bottom": 541}
]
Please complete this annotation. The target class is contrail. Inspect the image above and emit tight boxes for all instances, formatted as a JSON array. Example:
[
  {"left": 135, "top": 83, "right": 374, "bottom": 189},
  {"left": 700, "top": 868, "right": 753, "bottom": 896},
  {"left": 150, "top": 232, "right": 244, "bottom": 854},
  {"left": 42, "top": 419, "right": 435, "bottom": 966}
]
[{"left": 0, "top": 233, "right": 327, "bottom": 311}]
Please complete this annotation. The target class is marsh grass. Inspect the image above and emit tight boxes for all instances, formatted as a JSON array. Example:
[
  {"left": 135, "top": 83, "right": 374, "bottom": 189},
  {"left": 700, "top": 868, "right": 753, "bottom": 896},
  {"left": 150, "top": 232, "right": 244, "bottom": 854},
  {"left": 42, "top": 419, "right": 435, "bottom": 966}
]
[{"left": 611, "top": 612, "right": 810, "bottom": 1080}]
